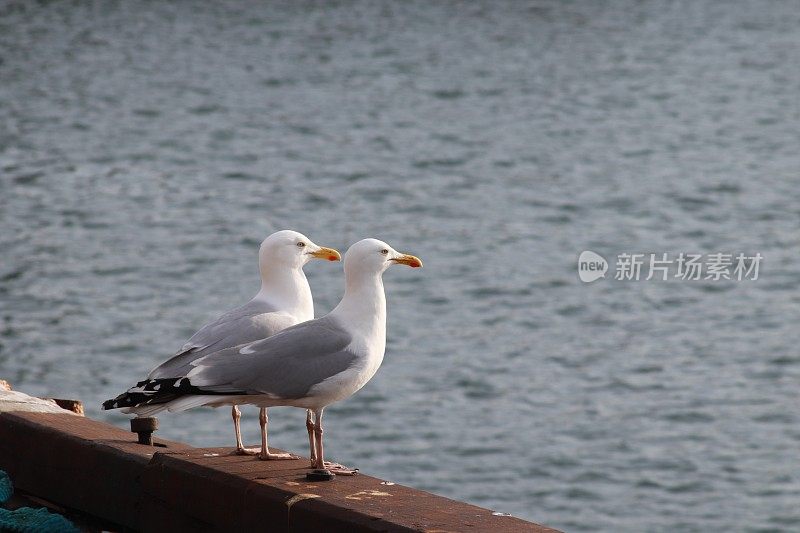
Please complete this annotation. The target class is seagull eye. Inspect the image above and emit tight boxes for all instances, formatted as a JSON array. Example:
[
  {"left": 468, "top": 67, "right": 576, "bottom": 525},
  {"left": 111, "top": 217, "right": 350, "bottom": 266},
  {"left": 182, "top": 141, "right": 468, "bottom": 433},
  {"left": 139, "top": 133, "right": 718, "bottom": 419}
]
[
  {"left": 296, "top": 242, "right": 306, "bottom": 248},
  {"left": 380, "top": 249, "right": 389, "bottom": 255}
]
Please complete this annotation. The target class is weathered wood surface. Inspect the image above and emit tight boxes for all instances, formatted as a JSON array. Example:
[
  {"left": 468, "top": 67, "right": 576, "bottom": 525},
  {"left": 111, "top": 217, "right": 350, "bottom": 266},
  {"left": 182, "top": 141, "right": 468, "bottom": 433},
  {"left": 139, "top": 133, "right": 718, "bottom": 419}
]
[
  {"left": 0, "top": 410, "right": 559, "bottom": 532},
  {"left": 0, "top": 380, "right": 81, "bottom": 415}
]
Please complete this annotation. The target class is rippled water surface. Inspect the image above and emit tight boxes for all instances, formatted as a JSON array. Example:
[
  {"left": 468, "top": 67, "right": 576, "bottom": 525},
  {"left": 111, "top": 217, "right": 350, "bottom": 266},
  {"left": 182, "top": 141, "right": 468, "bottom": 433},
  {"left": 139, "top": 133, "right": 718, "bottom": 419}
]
[{"left": 2, "top": 1, "right": 799, "bottom": 531}]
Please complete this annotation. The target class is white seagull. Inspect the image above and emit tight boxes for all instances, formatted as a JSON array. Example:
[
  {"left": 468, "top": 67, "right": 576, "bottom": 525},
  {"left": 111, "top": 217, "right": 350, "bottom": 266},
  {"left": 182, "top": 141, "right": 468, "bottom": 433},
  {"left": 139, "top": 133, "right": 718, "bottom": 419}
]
[
  {"left": 103, "top": 229, "right": 340, "bottom": 460},
  {"left": 103, "top": 239, "right": 421, "bottom": 474}
]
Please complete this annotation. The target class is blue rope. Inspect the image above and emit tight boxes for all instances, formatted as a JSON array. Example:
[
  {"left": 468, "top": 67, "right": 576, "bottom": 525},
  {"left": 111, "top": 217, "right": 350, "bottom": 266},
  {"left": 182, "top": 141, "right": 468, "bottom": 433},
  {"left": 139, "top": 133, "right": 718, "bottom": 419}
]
[
  {"left": 0, "top": 470, "right": 12, "bottom": 503},
  {"left": 0, "top": 471, "right": 79, "bottom": 533}
]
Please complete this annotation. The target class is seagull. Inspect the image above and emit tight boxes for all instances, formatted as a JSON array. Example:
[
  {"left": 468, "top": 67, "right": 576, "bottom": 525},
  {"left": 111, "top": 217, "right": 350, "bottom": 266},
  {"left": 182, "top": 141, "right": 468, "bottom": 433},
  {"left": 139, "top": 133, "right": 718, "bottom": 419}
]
[
  {"left": 103, "top": 238, "right": 421, "bottom": 474},
  {"left": 103, "top": 229, "right": 340, "bottom": 460}
]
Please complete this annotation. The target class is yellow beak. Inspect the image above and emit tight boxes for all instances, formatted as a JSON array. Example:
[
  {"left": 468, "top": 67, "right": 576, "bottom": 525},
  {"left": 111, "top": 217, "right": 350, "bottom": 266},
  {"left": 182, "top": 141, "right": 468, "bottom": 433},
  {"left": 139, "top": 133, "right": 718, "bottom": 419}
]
[
  {"left": 309, "top": 246, "right": 341, "bottom": 262},
  {"left": 391, "top": 253, "right": 423, "bottom": 268}
]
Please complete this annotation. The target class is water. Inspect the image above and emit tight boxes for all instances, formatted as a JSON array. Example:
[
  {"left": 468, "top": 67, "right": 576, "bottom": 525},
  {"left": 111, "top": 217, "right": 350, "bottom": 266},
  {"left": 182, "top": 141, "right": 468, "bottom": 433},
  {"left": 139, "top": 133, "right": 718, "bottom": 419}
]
[{"left": 1, "top": 1, "right": 799, "bottom": 531}]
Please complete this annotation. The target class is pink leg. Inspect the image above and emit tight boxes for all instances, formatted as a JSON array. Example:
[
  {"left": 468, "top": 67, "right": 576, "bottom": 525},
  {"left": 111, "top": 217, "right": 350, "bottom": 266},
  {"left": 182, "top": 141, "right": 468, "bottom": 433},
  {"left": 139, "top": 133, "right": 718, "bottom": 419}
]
[
  {"left": 312, "top": 408, "right": 357, "bottom": 475},
  {"left": 231, "top": 405, "right": 258, "bottom": 455},
  {"left": 257, "top": 408, "right": 297, "bottom": 461},
  {"left": 306, "top": 409, "right": 317, "bottom": 468}
]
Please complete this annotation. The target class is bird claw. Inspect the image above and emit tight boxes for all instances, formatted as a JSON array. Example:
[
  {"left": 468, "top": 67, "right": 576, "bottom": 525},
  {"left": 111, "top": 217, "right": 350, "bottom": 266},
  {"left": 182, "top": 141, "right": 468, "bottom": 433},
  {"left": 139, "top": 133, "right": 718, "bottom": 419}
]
[
  {"left": 326, "top": 465, "right": 359, "bottom": 476},
  {"left": 232, "top": 447, "right": 260, "bottom": 456},
  {"left": 257, "top": 451, "right": 300, "bottom": 461},
  {"left": 313, "top": 461, "right": 358, "bottom": 475}
]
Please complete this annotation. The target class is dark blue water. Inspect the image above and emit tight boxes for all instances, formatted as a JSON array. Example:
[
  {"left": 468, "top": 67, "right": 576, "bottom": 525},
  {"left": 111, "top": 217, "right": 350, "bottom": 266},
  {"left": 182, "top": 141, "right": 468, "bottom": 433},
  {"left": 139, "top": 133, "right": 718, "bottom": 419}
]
[{"left": 1, "top": 2, "right": 799, "bottom": 531}]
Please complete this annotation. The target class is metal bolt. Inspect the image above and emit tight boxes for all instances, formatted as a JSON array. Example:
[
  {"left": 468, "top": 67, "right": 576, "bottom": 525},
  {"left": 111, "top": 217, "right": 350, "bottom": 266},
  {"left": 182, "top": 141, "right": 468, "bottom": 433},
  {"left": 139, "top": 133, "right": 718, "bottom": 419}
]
[
  {"left": 306, "top": 469, "right": 335, "bottom": 481},
  {"left": 130, "top": 417, "right": 158, "bottom": 445}
]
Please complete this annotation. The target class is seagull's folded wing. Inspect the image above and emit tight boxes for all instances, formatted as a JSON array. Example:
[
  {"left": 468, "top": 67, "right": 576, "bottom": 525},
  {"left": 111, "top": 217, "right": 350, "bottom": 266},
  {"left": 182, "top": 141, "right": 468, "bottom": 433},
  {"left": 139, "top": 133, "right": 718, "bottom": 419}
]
[
  {"left": 147, "top": 299, "right": 294, "bottom": 379},
  {"left": 186, "top": 316, "right": 359, "bottom": 400}
]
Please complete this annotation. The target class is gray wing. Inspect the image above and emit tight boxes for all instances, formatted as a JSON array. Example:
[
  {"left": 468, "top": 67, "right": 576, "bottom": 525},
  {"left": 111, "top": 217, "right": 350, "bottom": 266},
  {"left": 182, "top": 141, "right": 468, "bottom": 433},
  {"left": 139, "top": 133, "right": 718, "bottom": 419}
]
[
  {"left": 186, "top": 316, "right": 358, "bottom": 400},
  {"left": 148, "top": 299, "right": 296, "bottom": 379}
]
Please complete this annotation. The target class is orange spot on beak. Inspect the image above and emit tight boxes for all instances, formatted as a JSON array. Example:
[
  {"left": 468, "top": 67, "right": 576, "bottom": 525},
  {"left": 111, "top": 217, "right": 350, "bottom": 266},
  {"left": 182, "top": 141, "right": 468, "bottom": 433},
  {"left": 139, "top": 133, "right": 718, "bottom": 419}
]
[
  {"left": 392, "top": 253, "right": 423, "bottom": 268},
  {"left": 310, "top": 247, "right": 341, "bottom": 262}
]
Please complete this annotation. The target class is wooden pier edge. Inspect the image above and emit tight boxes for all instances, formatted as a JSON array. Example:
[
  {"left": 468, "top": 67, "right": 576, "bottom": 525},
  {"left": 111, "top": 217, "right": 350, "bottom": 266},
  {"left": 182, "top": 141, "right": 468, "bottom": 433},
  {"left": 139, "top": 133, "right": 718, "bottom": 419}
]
[{"left": 0, "top": 411, "right": 559, "bottom": 532}]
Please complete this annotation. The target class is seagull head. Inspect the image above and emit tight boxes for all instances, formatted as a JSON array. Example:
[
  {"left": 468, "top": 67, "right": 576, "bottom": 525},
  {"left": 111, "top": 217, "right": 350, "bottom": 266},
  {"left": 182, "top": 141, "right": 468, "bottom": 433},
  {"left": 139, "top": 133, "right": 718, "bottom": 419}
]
[
  {"left": 259, "top": 230, "right": 341, "bottom": 272},
  {"left": 343, "top": 238, "right": 422, "bottom": 276}
]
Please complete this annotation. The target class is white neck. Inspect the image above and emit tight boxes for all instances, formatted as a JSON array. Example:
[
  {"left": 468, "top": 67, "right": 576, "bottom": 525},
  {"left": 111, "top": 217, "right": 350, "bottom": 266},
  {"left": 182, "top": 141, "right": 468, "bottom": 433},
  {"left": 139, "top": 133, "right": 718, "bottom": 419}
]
[
  {"left": 331, "top": 268, "right": 386, "bottom": 348},
  {"left": 254, "top": 266, "right": 314, "bottom": 321}
]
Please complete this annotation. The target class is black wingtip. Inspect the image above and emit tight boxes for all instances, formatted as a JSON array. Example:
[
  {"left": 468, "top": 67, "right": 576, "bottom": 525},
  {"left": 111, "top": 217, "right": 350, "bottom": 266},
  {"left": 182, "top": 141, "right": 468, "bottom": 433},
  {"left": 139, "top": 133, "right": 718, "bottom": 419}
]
[
  {"left": 101, "top": 398, "right": 117, "bottom": 410},
  {"left": 102, "top": 377, "right": 247, "bottom": 411},
  {"left": 102, "top": 395, "right": 128, "bottom": 410}
]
